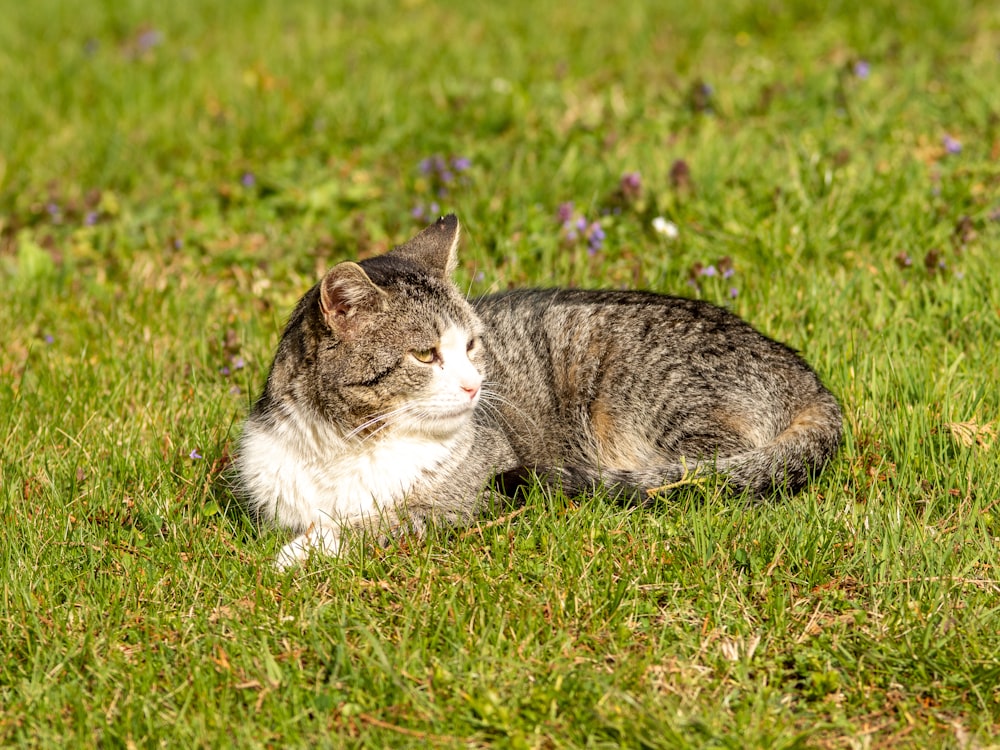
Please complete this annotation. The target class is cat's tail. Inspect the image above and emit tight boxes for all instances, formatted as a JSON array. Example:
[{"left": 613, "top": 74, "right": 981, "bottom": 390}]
[{"left": 497, "top": 398, "right": 842, "bottom": 503}]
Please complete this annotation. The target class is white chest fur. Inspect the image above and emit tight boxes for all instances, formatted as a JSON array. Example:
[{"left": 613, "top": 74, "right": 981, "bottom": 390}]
[{"left": 236, "top": 403, "right": 456, "bottom": 534}]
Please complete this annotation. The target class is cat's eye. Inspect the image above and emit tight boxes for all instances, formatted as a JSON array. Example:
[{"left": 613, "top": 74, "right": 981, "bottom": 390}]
[{"left": 412, "top": 348, "right": 438, "bottom": 364}]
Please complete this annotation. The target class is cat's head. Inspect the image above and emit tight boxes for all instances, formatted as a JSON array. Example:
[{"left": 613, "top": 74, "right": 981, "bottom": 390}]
[{"left": 287, "top": 215, "right": 484, "bottom": 439}]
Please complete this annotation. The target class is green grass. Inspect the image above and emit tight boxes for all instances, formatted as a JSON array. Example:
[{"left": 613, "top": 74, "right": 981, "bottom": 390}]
[{"left": 3, "top": 0, "right": 1000, "bottom": 746}]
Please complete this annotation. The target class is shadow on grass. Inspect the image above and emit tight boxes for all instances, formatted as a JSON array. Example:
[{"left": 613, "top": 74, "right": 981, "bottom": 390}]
[{"left": 202, "top": 440, "right": 261, "bottom": 546}]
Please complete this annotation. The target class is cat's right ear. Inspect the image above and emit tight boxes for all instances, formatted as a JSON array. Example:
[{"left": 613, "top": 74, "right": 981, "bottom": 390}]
[{"left": 319, "top": 262, "right": 386, "bottom": 334}]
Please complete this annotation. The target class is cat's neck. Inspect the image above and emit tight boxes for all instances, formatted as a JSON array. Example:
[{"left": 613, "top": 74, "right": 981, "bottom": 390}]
[{"left": 265, "top": 398, "right": 351, "bottom": 457}]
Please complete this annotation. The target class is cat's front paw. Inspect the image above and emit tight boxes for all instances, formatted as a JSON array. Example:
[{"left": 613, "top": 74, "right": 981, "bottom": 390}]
[{"left": 275, "top": 527, "right": 342, "bottom": 570}]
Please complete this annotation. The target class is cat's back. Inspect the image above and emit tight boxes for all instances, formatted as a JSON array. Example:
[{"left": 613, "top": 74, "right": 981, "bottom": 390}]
[
  {"left": 476, "top": 286, "right": 760, "bottom": 330},
  {"left": 473, "top": 287, "right": 804, "bottom": 372}
]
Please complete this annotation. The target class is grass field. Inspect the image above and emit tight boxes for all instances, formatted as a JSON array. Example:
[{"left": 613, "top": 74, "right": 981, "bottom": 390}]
[{"left": 3, "top": 0, "right": 1000, "bottom": 746}]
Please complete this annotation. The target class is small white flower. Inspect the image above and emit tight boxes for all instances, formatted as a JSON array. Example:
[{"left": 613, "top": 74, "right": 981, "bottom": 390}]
[{"left": 652, "top": 216, "right": 679, "bottom": 239}]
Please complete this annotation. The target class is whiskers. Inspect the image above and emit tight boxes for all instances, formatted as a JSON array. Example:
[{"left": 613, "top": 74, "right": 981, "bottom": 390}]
[
  {"left": 344, "top": 382, "right": 529, "bottom": 447},
  {"left": 476, "top": 383, "right": 539, "bottom": 441},
  {"left": 346, "top": 395, "right": 476, "bottom": 444},
  {"left": 345, "top": 401, "right": 432, "bottom": 443}
]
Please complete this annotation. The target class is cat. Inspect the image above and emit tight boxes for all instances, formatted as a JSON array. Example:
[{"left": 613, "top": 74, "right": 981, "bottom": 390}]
[{"left": 235, "top": 215, "right": 842, "bottom": 568}]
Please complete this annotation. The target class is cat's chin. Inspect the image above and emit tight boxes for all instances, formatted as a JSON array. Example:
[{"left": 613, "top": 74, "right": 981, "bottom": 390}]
[{"left": 412, "top": 406, "right": 476, "bottom": 437}]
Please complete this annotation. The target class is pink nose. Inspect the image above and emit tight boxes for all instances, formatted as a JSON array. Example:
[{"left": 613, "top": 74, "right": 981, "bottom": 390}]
[{"left": 460, "top": 374, "right": 482, "bottom": 400}]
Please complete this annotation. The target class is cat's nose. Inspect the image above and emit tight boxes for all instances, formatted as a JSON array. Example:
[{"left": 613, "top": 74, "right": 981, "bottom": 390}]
[{"left": 460, "top": 373, "right": 482, "bottom": 400}]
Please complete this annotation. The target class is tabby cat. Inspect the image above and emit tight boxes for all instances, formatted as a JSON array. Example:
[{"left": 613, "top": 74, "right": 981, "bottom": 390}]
[{"left": 235, "top": 215, "right": 841, "bottom": 568}]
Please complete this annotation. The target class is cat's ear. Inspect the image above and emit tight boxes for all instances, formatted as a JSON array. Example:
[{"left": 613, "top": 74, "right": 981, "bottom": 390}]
[
  {"left": 319, "top": 262, "right": 386, "bottom": 333},
  {"left": 389, "top": 214, "right": 460, "bottom": 279}
]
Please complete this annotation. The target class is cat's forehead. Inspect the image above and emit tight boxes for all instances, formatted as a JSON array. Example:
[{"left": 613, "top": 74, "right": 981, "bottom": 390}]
[
  {"left": 409, "top": 299, "right": 480, "bottom": 341},
  {"left": 344, "top": 252, "right": 481, "bottom": 339},
  {"left": 367, "top": 267, "right": 472, "bottom": 314}
]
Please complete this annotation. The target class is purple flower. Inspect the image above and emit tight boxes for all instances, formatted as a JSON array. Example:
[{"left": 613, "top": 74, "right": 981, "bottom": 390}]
[
  {"left": 943, "top": 135, "right": 962, "bottom": 155},
  {"left": 474, "top": 271, "right": 485, "bottom": 282},
  {"left": 722, "top": 267, "right": 735, "bottom": 279},
  {"left": 700, "top": 265, "right": 718, "bottom": 277},
  {"left": 729, "top": 287, "right": 739, "bottom": 299},
  {"left": 229, "top": 385, "right": 242, "bottom": 395},
  {"left": 621, "top": 171, "right": 641, "bottom": 190},
  {"left": 189, "top": 449, "right": 203, "bottom": 460},
  {"left": 853, "top": 60, "right": 871, "bottom": 79},
  {"left": 587, "top": 222, "right": 605, "bottom": 254},
  {"left": 689, "top": 80, "right": 715, "bottom": 114},
  {"left": 241, "top": 171, "right": 256, "bottom": 188},
  {"left": 411, "top": 202, "right": 440, "bottom": 222},
  {"left": 232, "top": 357, "right": 245, "bottom": 370},
  {"left": 44, "top": 334, "right": 55, "bottom": 344},
  {"left": 46, "top": 202, "right": 60, "bottom": 218},
  {"left": 620, "top": 171, "right": 642, "bottom": 199},
  {"left": 136, "top": 29, "right": 163, "bottom": 53},
  {"left": 559, "top": 205, "right": 606, "bottom": 252},
  {"left": 84, "top": 211, "right": 98, "bottom": 226},
  {"left": 220, "top": 366, "right": 231, "bottom": 376},
  {"left": 419, "top": 155, "right": 446, "bottom": 176},
  {"left": 418, "top": 155, "right": 469, "bottom": 198}
]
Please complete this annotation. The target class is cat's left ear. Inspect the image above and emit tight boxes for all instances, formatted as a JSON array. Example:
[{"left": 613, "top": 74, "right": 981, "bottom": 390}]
[{"left": 389, "top": 214, "right": 460, "bottom": 279}]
